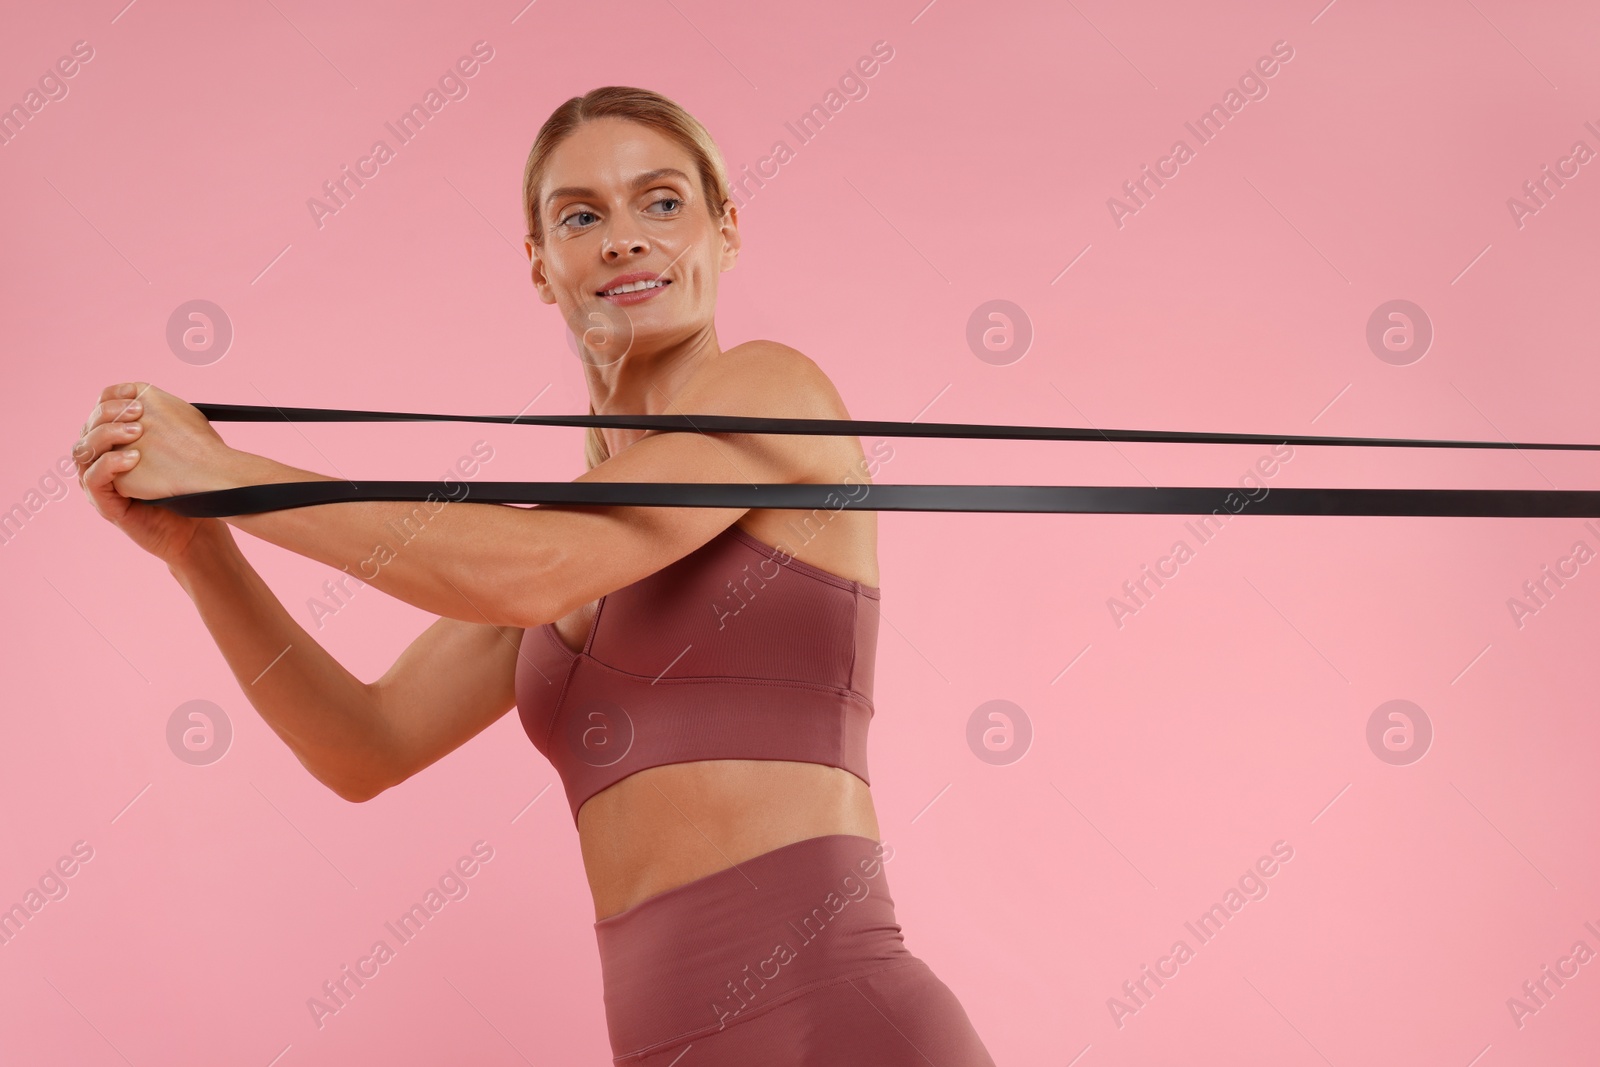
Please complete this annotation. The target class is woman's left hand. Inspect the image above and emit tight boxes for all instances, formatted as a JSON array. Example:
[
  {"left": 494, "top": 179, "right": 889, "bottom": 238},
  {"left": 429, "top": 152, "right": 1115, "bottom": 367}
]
[{"left": 78, "top": 381, "right": 233, "bottom": 500}]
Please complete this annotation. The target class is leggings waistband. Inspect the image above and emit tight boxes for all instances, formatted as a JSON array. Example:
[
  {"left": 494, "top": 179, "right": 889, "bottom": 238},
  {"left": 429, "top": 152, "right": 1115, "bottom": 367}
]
[{"left": 593, "top": 833, "right": 911, "bottom": 1057}]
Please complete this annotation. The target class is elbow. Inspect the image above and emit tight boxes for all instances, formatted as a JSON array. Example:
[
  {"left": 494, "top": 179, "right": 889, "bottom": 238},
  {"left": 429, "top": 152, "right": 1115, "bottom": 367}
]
[
  {"left": 294, "top": 748, "right": 390, "bottom": 804},
  {"left": 319, "top": 767, "right": 384, "bottom": 804},
  {"left": 333, "top": 753, "right": 407, "bottom": 803},
  {"left": 336, "top": 780, "right": 383, "bottom": 804}
]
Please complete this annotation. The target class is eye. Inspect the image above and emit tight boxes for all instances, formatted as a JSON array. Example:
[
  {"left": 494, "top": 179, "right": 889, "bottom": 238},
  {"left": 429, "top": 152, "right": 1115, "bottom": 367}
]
[
  {"left": 559, "top": 209, "right": 598, "bottom": 229},
  {"left": 649, "top": 196, "right": 683, "bottom": 214}
]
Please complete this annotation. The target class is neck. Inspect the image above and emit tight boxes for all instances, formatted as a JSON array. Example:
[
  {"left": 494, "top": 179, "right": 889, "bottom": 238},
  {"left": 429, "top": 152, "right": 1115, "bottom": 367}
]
[{"left": 583, "top": 325, "right": 722, "bottom": 451}]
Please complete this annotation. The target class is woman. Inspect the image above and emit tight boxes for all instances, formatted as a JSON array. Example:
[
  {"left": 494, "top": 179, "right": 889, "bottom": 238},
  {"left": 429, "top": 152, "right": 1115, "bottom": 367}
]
[{"left": 73, "top": 86, "right": 996, "bottom": 1065}]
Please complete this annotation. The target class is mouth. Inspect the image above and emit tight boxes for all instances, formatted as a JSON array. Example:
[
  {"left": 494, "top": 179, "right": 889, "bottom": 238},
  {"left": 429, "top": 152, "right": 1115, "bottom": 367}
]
[{"left": 597, "top": 278, "right": 671, "bottom": 297}]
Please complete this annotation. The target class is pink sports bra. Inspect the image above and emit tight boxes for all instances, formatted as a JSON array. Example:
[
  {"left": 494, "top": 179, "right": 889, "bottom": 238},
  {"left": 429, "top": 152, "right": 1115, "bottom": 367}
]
[{"left": 514, "top": 523, "right": 882, "bottom": 824}]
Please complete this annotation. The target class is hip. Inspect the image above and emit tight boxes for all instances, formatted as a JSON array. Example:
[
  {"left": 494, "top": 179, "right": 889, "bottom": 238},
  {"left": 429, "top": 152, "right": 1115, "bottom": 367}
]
[{"left": 592, "top": 832, "right": 996, "bottom": 1066}]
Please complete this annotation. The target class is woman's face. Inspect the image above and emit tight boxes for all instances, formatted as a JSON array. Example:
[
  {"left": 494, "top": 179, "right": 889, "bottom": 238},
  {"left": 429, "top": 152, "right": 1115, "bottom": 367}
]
[{"left": 527, "top": 117, "right": 739, "bottom": 366}]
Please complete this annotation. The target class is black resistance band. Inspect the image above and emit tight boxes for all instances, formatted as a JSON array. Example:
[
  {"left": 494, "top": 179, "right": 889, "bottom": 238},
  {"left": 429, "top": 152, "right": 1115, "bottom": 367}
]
[{"left": 147, "top": 403, "right": 1600, "bottom": 518}]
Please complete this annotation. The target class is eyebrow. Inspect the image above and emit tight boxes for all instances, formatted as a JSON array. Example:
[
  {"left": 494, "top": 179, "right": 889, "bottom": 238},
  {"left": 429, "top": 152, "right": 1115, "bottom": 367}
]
[{"left": 543, "top": 168, "right": 694, "bottom": 210}]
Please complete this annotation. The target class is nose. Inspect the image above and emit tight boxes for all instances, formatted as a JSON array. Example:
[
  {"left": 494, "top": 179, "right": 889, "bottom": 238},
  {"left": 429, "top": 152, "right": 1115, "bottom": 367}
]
[{"left": 601, "top": 222, "right": 648, "bottom": 259}]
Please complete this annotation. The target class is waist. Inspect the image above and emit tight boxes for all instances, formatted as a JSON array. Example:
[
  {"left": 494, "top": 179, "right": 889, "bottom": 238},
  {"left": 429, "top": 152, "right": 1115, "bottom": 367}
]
[
  {"left": 579, "top": 759, "right": 880, "bottom": 919},
  {"left": 593, "top": 833, "right": 910, "bottom": 1058}
]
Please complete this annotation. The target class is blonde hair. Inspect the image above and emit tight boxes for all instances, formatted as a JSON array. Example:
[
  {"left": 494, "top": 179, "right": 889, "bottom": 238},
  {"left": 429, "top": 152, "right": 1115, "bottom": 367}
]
[{"left": 522, "top": 86, "right": 734, "bottom": 470}]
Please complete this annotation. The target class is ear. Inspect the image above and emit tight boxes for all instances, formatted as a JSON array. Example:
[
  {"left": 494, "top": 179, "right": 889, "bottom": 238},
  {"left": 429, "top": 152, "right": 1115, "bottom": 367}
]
[
  {"left": 717, "top": 201, "right": 741, "bottom": 272},
  {"left": 526, "top": 237, "right": 557, "bottom": 304}
]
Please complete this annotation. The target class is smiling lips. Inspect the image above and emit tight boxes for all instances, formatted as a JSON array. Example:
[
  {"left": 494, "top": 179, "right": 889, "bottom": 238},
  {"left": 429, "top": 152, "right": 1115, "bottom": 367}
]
[{"left": 597, "top": 272, "right": 672, "bottom": 304}]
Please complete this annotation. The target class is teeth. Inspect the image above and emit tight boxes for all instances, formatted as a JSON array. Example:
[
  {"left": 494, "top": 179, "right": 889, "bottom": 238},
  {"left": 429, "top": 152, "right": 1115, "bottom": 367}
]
[{"left": 602, "top": 279, "right": 666, "bottom": 295}]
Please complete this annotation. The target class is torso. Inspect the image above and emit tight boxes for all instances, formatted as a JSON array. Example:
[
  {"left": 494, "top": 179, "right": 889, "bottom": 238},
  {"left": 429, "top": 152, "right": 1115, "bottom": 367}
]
[{"left": 548, "top": 371, "right": 883, "bottom": 921}]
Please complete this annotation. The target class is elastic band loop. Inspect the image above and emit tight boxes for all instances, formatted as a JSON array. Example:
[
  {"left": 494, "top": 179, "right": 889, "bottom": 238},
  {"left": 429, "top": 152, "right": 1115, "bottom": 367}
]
[{"left": 144, "top": 403, "right": 1600, "bottom": 518}]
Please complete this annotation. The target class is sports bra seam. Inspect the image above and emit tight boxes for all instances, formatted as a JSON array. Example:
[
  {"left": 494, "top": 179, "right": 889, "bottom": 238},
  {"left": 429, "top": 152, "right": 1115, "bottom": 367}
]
[
  {"left": 848, "top": 589, "right": 861, "bottom": 692},
  {"left": 540, "top": 622, "right": 576, "bottom": 661},
  {"left": 539, "top": 658, "right": 582, "bottom": 751}
]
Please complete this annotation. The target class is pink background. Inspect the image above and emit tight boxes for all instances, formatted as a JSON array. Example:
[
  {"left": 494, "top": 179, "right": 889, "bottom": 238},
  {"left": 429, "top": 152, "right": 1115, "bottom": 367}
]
[{"left": 4, "top": 0, "right": 1599, "bottom": 1063}]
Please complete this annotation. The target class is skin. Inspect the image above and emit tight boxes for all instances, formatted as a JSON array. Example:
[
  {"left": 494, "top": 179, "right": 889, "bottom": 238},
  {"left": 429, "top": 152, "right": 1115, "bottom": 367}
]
[{"left": 73, "top": 116, "right": 882, "bottom": 920}]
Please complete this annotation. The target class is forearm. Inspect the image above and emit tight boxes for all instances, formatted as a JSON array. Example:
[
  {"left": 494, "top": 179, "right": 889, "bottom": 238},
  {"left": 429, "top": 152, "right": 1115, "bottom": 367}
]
[
  {"left": 202, "top": 450, "right": 554, "bottom": 626},
  {"left": 165, "top": 522, "right": 391, "bottom": 800}
]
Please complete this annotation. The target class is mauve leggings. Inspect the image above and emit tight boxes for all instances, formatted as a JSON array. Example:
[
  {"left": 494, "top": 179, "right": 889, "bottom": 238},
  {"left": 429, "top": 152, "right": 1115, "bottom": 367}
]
[{"left": 592, "top": 834, "right": 997, "bottom": 1066}]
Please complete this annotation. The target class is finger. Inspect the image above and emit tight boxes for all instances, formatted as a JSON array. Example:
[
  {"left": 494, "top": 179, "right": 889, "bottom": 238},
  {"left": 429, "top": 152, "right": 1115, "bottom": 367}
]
[
  {"left": 87, "top": 383, "right": 151, "bottom": 430},
  {"left": 74, "top": 421, "right": 143, "bottom": 475},
  {"left": 97, "top": 381, "right": 149, "bottom": 404},
  {"left": 83, "top": 395, "right": 145, "bottom": 433},
  {"left": 89, "top": 383, "right": 132, "bottom": 425},
  {"left": 82, "top": 447, "right": 139, "bottom": 506}
]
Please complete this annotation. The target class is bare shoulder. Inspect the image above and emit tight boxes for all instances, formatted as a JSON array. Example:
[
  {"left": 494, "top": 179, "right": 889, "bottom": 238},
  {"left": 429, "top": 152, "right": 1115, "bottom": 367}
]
[
  {"left": 690, "top": 339, "right": 851, "bottom": 420},
  {"left": 687, "top": 341, "right": 878, "bottom": 586}
]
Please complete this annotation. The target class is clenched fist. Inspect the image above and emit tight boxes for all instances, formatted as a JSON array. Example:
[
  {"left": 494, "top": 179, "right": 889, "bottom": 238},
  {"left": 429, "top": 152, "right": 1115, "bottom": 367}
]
[{"left": 73, "top": 381, "right": 234, "bottom": 564}]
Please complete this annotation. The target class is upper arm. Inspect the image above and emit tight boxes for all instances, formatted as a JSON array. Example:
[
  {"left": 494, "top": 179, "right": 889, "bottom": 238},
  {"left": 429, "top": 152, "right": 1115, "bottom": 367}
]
[
  {"left": 361, "top": 615, "right": 527, "bottom": 799},
  {"left": 357, "top": 344, "right": 850, "bottom": 796},
  {"left": 503, "top": 343, "right": 852, "bottom": 626}
]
